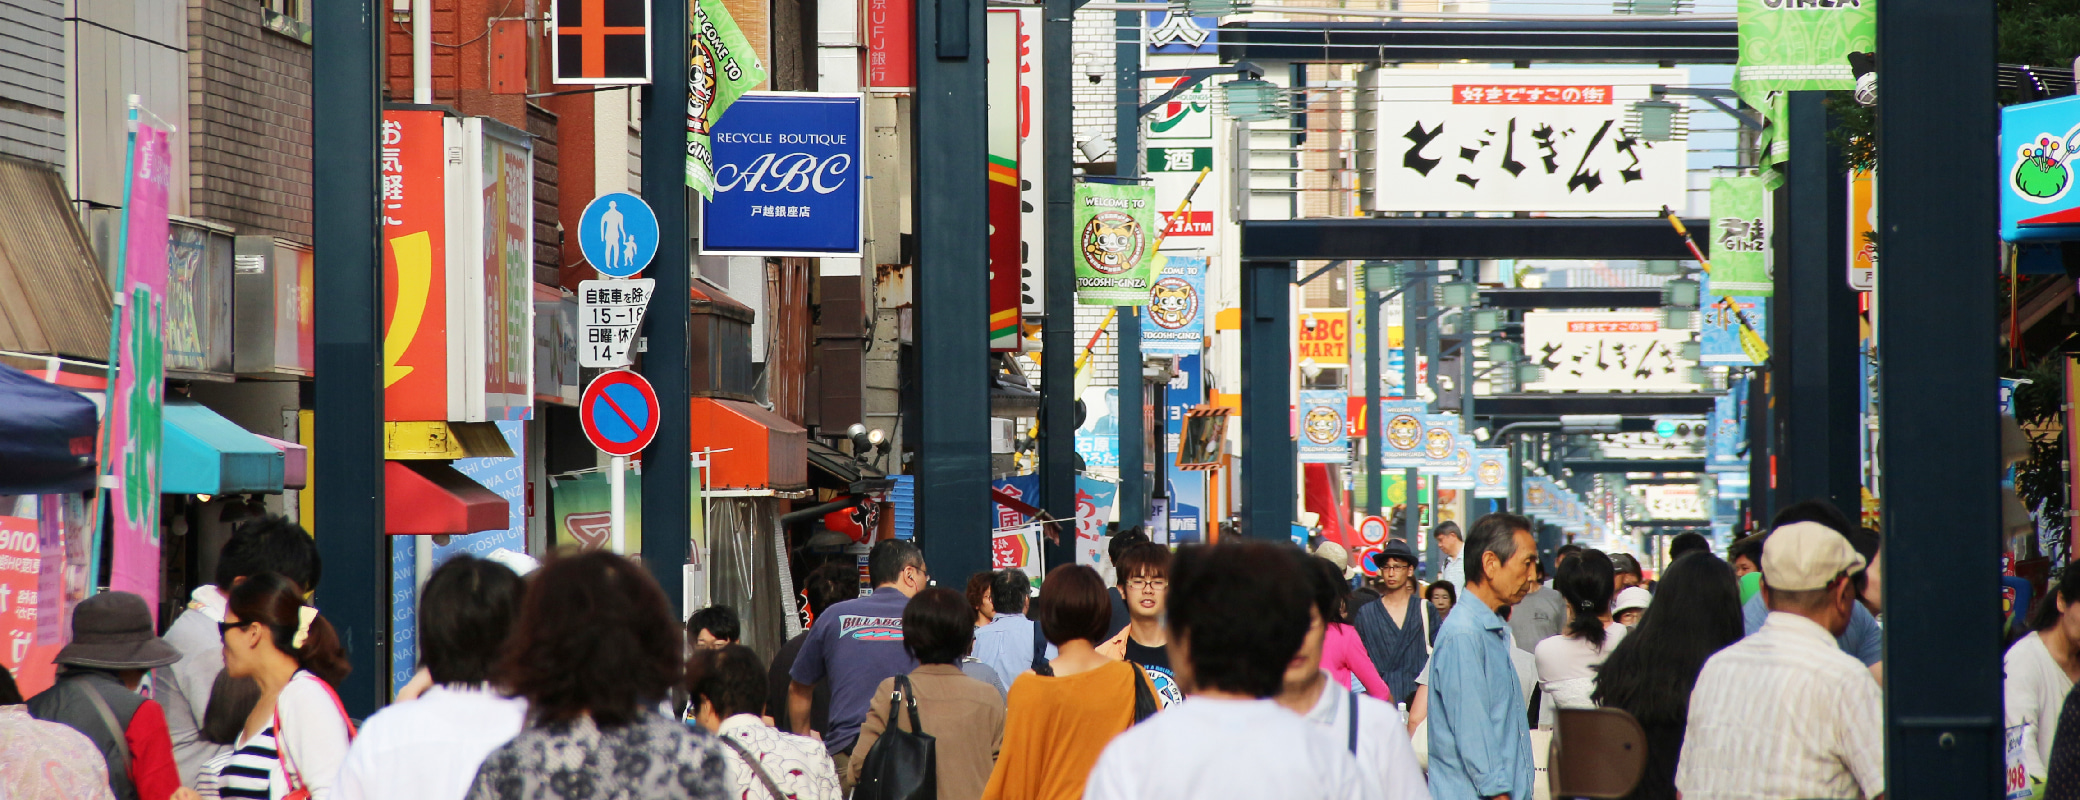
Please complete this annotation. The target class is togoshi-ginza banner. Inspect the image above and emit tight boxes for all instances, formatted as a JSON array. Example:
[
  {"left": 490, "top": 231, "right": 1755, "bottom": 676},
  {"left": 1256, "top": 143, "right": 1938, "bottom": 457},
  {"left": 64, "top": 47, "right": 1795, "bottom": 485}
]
[{"left": 1365, "top": 69, "right": 1689, "bottom": 214}]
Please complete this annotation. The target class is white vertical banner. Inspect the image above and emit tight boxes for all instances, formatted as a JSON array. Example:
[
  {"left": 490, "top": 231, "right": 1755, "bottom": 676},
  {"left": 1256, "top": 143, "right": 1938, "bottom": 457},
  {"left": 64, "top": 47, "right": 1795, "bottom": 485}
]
[{"left": 1016, "top": 6, "right": 1045, "bottom": 316}]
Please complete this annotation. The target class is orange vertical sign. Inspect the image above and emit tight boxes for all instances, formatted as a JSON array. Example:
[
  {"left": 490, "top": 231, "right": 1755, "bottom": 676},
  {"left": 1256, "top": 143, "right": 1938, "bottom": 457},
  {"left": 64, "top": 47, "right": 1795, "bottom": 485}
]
[{"left": 382, "top": 109, "right": 450, "bottom": 421}]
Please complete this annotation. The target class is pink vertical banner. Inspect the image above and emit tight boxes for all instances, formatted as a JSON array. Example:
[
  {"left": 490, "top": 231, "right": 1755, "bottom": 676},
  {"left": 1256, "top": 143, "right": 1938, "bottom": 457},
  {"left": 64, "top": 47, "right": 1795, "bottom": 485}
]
[
  {"left": 2, "top": 514, "right": 59, "bottom": 696},
  {"left": 110, "top": 123, "right": 172, "bottom": 619}
]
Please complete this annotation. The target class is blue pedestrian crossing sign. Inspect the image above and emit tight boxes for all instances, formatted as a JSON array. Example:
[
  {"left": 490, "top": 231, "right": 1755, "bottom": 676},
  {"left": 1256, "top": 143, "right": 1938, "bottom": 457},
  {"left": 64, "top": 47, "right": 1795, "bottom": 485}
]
[{"left": 579, "top": 192, "right": 659, "bottom": 277}]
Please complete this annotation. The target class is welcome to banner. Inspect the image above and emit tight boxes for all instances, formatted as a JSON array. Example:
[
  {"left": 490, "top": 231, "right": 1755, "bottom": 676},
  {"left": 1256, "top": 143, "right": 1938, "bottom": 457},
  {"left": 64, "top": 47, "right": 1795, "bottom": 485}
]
[
  {"left": 685, "top": 0, "right": 767, "bottom": 200},
  {"left": 1074, "top": 181, "right": 1158, "bottom": 305}
]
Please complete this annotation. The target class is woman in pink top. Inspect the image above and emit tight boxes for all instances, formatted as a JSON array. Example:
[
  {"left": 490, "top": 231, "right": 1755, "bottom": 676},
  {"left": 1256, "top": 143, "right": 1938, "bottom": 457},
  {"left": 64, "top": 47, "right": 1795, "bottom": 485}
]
[{"left": 1304, "top": 556, "right": 1393, "bottom": 701}]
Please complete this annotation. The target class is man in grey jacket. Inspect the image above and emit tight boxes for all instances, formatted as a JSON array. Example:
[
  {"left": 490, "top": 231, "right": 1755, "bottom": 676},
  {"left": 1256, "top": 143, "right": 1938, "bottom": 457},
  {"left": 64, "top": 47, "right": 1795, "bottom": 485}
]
[
  {"left": 151, "top": 515, "right": 319, "bottom": 787},
  {"left": 1508, "top": 553, "right": 1568, "bottom": 652}
]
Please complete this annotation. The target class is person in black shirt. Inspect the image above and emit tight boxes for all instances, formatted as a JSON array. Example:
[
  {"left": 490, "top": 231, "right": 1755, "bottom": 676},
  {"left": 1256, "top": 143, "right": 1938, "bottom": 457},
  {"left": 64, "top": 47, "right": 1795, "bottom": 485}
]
[
  {"left": 1103, "top": 542, "right": 1172, "bottom": 670},
  {"left": 1103, "top": 527, "right": 1151, "bottom": 639},
  {"left": 764, "top": 562, "right": 856, "bottom": 735}
]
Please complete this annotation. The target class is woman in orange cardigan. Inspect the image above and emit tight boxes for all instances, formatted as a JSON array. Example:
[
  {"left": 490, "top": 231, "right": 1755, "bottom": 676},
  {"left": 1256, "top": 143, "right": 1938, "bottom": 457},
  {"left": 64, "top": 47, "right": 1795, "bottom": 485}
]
[{"left": 981, "top": 565, "right": 1156, "bottom": 800}]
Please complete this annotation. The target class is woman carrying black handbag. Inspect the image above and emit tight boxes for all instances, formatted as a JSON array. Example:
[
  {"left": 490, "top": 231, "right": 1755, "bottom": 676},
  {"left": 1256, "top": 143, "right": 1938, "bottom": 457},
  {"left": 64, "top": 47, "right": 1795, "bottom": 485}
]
[{"left": 852, "top": 589, "right": 1008, "bottom": 800}]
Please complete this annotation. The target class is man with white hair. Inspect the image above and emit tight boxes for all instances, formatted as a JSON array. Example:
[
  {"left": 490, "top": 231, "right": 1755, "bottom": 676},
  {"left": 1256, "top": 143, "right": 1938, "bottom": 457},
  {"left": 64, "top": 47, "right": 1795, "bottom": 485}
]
[{"left": 1677, "top": 522, "right": 1884, "bottom": 800}]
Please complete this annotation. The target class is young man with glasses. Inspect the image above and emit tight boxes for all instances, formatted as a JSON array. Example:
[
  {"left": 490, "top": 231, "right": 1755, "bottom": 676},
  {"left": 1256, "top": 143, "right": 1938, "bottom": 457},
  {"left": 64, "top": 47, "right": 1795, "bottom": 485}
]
[
  {"left": 1106, "top": 543, "right": 1174, "bottom": 670},
  {"left": 1352, "top": 539, "right": 1439, "bottom": 708}
]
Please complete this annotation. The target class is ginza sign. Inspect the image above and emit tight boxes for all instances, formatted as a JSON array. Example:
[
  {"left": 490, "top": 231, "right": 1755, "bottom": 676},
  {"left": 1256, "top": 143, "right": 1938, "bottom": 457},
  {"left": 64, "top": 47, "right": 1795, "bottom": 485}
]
[{"left": 1366, "top": 68, "right": 1689, "bottom": 213}]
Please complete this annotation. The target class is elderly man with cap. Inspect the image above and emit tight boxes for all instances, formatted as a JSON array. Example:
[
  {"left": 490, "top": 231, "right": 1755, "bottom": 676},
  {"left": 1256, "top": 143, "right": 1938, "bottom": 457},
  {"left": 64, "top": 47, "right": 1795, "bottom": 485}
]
[
  {"left": 1675, "top": 522, "right": 1884, "bottom": 800},
  {"left": 1352, "top": 540, "right": 1440, "bottom": 708},
  {"left": 29, "top": 591, "right": 190, "bottom": 800}
]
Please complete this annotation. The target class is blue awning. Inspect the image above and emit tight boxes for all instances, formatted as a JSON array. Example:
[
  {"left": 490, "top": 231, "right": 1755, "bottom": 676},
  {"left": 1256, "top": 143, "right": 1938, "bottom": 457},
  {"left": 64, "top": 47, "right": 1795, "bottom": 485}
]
[{"left": 162, "top": 400, "right": 285, "bottom": 495}]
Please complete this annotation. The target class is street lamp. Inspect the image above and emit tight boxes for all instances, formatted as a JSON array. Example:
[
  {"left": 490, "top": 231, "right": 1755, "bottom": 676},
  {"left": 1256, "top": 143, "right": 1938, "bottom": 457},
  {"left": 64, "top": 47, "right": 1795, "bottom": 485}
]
[
  {"left": 1222, "top": 79, "right": 1288, "bottom": 122},
  {"left": 1438, "top": 281, "right": 1479, "bottom": 308},
  {"left": 1661, "top": 278, "right": 1701, "bottom": 307}
]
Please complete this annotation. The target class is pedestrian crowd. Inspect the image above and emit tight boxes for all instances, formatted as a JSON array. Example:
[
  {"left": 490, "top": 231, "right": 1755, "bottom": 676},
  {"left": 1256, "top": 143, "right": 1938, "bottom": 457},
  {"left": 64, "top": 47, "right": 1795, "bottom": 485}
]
[{"left": 0, "top": 499, "right": 1950, "bottom": 800}]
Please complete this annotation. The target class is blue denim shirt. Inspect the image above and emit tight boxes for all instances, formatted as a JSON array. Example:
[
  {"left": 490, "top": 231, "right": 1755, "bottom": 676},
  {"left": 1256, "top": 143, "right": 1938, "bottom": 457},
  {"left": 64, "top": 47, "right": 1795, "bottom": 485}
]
[
  {"left": 1742, "top": 590, "right": 1882, "bottom": 665},
  {"left": 1428, "top": 596, "right": 1535, "bottom": 800},
  {"left": 970, "top": 612, "right": 1057, "bottom": 694}
]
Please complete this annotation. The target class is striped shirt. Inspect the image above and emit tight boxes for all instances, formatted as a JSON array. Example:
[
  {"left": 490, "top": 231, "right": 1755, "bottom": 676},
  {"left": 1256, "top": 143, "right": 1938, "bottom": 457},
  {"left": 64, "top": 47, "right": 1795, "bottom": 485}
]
[
  {"left": 199, "top": 726, "right": 278, "bottom": 799},
  {"left": 1677, "top": 611, "right": 1885, "bottom": 800}
]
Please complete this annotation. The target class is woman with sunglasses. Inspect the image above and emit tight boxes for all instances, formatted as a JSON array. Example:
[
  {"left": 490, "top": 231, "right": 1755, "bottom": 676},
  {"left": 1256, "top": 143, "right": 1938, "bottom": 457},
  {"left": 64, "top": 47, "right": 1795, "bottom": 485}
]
[{"left": 206, "top": 572, "right": 353, "bottom": 799}]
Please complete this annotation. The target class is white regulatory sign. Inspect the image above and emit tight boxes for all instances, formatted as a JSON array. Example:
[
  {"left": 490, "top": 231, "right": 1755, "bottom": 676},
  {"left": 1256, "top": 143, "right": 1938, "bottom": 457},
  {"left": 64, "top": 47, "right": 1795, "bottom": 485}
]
[{"left": 578, "top": 278, "right": 655, "bottom": 368}]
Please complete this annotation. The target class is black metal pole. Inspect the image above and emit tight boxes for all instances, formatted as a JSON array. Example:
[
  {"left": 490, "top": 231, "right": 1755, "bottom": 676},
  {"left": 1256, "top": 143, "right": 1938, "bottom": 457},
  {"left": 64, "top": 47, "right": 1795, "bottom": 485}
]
[
  {"left": 640, "top": 0, "right": 691, "bottom": 615},
  {"left": 1776, "top": 92, "right": 1861, "bottom": 516},
  {"left": 1113, "top": 11, "right": 1144, "bottom": 529},
  {"left": 1878, "top": 0, "right": 2001, "bottom": 791},
  {"left": 914, "top": 0, "right": 992, "bottom": 582},
  {"left": 1038, "top": 0, "right": 1077, "bottom": 569},
  {"left": 310, "top": 0, "right": 386, "bottom": 715},
  {"left": 1240, "top": 259, "right": 1294, "bottom": 537},
  {"left": 1409, "top": 270, "right": 1434, "bottom": 578},
  {"left": 1364, "top": 274, "right": 1383, "bottom": 518},
  {"left": 1746, "top": 366, "right": 1772, "bottom": 523}
]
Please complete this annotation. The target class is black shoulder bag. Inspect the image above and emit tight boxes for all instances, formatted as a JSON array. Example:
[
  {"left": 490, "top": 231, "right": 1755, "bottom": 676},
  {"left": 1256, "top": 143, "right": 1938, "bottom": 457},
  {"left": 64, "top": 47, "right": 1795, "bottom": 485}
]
[{"left": 853, "top": 675, "right": 938, "bottom": 800}]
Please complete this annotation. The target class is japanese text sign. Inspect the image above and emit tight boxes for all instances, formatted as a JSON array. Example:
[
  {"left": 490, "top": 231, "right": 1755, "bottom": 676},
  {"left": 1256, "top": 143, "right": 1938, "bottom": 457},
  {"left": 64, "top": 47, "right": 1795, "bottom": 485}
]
[
  {"left": 700, "top": 93, "right": 866, "bottom": 257},
  {"left": 111, "top": 122, "right": 172, "bottom": 618},
  {"left": 578, "top": 279, "right": 655, "bottom": 368},
  {"left": 382, "top": 109, "right": 452, "bottom": 421},
  {"left": 1710, "top": 176, "right": 1774, "bottom": 295},
  {"left": 1366, "top": 69, "right": 1688, "bottom": 213},
  {"left": 1525, "top": 311, "right": 1700, "bottom": 392}
]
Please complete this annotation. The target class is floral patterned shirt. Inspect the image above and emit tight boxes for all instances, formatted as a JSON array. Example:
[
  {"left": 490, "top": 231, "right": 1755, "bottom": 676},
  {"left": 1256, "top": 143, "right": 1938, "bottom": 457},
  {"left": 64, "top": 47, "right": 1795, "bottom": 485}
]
[
  {"left": 466, "top": 709, "right": 729, "bottom": 800},
  {"left": 0, "top": 704, "right": 117, "bottom": 800}
]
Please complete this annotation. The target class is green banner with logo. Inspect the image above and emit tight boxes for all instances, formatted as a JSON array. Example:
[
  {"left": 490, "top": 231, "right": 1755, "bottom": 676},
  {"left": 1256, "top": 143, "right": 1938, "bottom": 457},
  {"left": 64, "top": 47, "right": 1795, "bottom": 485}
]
[
  {"left": 1734, "top": 0, "right": 1873, "bottom": 186},
  {"left": 1074, "top": 181, "right": 1158, "bottom": 306},
  {"left": 685, "top": 0, "right": 767, "bottom": 200},
  {"left": 1709, "top": 177, "right": 1772, "bottom": 296}
]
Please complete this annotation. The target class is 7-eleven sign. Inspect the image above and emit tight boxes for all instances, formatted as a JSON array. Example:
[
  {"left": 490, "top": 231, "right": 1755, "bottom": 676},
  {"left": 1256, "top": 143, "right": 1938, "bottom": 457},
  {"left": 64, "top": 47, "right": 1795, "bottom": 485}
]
[{"left": 552, "top": 0, "right": 651, "bottom": 85}]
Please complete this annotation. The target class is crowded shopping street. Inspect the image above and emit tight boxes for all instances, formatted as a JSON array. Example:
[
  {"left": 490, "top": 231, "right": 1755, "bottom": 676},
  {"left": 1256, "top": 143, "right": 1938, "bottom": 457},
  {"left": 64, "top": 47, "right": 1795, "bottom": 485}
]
[{"left": 0, "top": 0, "right": 2034, "bottom": 797}]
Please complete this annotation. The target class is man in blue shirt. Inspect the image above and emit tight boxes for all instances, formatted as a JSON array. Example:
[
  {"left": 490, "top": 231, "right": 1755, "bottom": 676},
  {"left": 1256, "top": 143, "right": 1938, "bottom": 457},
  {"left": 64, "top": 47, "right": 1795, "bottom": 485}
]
[
  {"left": 789, "top": 539, "right": 929, "bottom": 785},
  {"left": 1429, "top": 513, "right": 1541, "bottom": 800},
  {"left": 972, "top": 567, "right": 1056, "bottom": 692}
]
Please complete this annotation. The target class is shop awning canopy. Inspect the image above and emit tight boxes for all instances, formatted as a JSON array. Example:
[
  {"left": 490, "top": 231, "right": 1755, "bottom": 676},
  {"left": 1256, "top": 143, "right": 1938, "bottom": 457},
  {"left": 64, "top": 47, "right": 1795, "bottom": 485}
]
[
  {"left": 162, "top": 400, "right": 285, "bottom": 495},
  {"left": 384, "top": 460, "right": 508, "bottom": 535},
  {"left": 256, "top": 435, "right": 307, "bottom": 489},
  {"left": 691, "top": 397, "right": 808, "bottom": 491},
  {"left": 0, "top": 361, "right": 97, "bottom": 494}
]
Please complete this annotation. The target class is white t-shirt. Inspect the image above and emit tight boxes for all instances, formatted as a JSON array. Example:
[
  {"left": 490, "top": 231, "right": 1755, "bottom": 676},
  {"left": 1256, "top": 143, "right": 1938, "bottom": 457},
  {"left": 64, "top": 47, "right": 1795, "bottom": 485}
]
[
  {"left": 333, "top": 684, "right": 528, "bottom": 800},
  {"left": 2005, "top": 631, "right": 2076, "bottom": 780},
  {"left": 270, "top": 671, "right": 355, "bottom": 800},
  {"left": 1533, "top": 622, "right": 1628, "bottom": 726},
  {"left": 1084, "top": 697, "right": 1366, "bottom": 800},
  {"left": 1301, "top": 679, "right": 1432, "bottom": 800}
]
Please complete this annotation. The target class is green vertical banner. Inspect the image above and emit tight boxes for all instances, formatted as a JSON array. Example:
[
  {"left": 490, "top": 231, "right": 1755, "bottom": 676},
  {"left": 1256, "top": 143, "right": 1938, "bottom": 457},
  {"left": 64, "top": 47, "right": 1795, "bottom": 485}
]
[
  {"left": 1734, "top": 0, "right": 1874, "bottom": 184},
  {"left": 685, "top": 0, "right": 767, "bottom": 200},
  {"left": 1073, "top": 181, "right": 1158, "bottom": 306},
  {"left": 1710, "top": 177, "right": 1773, "bottom": 296}
]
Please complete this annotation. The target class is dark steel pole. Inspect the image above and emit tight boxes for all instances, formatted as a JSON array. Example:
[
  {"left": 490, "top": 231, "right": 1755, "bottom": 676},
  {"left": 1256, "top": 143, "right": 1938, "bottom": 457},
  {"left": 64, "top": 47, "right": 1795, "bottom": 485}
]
[
  {"left": 310, "top": 0, "right": 386, "bottom": 715},
  {"left": 640, "top": 0, "right": 691, "bottom": 615},
  {"left": 1878, "top": 0, "right": 2001, "bottom": 791},
  {"left": 1240, "top": 259, "right": 1294, "bottom": 537},
  {"left": 1113, "top": 11, "right": 1145, "bottom": 529},
  {"left": 1776, "top": 92, "right": 1861, "bottom": 516},
  {"left": 914, "top": 0, "right": 992, "bottom": 581},
  {"left": 1038, "top": 0, "right": 1077, "bottom": 568},
  {"left": 1408, "top": 271, "right": 1434, "bottom": 578},
  {"left": 1364, "top": 274, "right": 1383, "bottom": 518}
]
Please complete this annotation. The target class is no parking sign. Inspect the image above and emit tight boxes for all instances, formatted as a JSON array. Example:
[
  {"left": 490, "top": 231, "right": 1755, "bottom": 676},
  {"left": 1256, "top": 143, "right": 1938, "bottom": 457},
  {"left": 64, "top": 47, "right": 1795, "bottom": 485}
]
[{"left": 580, "top": 370, "right": 659, "bottom": 456}]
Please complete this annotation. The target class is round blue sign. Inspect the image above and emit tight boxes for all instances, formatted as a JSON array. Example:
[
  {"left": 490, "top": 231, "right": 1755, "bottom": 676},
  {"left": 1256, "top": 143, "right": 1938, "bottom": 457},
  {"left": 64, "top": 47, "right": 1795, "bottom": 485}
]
[{"left": 579, "top": 192, "right": 660, "bottom": 277}]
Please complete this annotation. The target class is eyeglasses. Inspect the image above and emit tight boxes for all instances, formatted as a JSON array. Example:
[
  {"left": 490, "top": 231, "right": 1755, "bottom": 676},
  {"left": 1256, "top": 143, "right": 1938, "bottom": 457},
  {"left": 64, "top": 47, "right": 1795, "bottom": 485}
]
[
  {"left": 1381, "top": 562, "right": 1413, "bottom": 572},
  {"left": 218, "top": 620, "right": 255, "bottom": 637},
  {"left": 1126, "top": 578, "right": 1168, "bottom": 591}
]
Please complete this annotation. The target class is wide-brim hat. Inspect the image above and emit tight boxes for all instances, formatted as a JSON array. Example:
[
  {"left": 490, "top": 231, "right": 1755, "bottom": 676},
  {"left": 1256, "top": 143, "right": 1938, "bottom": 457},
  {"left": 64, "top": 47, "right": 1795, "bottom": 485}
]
[
  {"left": 1378, "top": 539, "right": 1419, "bottom": 567},
  {"left": 55, "top": 591, "right": 181, "bottom": 670}
]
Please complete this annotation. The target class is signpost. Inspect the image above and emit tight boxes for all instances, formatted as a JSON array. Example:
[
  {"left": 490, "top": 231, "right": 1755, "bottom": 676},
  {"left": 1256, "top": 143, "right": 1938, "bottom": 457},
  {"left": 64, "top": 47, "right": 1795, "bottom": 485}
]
[
  {"left": 581, "top": 370, "right": 660, "bottom": 553},
  {"left": 578, "top": 278, "right": 655, "bottom": 368},
  {"left": 579, "top": 192, "right": 660, "bottom": 278}
]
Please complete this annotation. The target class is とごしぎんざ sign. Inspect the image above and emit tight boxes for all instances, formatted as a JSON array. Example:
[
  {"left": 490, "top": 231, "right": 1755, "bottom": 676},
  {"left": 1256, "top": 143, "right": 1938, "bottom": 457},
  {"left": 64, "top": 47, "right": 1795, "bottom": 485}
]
[{"left": 700, "top": 92, "right": 866, "bottom": 257}]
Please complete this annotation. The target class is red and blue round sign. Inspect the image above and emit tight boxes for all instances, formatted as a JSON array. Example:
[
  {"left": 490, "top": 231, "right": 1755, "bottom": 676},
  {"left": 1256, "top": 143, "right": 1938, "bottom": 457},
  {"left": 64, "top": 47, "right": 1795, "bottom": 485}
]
[{"left": 580, "top": 370, "right": 660, "bottom": 457}]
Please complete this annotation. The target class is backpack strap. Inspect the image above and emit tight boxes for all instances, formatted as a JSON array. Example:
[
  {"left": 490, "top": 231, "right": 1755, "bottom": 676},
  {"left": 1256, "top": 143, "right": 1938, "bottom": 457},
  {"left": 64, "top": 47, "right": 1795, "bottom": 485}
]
[
  {"left": 717, "top": 735, "right": 789, "bottom": 800},
  {"left": 1129, "top": 663, "right": 1160, "bottom": 724},
  {"left": 76, "top": 681, "right": 132, "bottom": 781},
  {"left": 1347, "top": 689, "right": 1360, "bottom": 755}
]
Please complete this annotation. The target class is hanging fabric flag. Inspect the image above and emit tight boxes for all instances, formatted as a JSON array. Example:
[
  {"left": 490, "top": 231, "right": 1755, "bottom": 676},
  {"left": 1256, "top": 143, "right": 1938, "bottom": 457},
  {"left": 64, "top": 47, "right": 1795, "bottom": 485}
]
[
  {"left": 1707, "top": 177, "right": 1773, "bottom": 296},
  {"left": 685, "top": 0, "right": 767, "bottom": 199},
  {"left": 1073, "top": 181, "right": 1159, "bottom": 305},
  {"left": 1732, "top": 0, "right": 1874, "bottom": 185}
]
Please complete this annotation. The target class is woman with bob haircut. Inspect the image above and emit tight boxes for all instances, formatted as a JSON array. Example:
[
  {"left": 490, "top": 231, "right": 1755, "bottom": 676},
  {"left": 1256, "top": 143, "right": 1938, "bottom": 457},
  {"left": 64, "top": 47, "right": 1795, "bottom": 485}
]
[
  {"left": 465, "top": 551, "right": 729, "bottom": 800},
  {"left": 851, "top": 587, "right": 1007, "bottom": 800},
  {"left": 982, "top": 565, "right": 1158, "bottom": 800},
  {"left": 213, "top": 572, "right": 356, "bottom": 800}
]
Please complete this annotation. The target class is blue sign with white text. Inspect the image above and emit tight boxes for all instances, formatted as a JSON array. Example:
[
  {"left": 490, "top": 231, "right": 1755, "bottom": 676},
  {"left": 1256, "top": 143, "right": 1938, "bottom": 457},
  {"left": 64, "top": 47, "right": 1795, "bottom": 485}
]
[
  {"left": 579, "top": 192, "right": 659, "bottom": 277},
  {"left": 701, "top": 93, "right": 866, "bottom": 256}
]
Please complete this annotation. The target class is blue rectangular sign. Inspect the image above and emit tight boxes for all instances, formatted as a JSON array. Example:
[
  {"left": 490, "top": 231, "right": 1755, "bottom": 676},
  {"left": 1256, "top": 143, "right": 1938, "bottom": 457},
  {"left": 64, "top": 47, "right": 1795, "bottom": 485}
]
[
  {"left": 700, "top": 92, "right": 865, "bottom": 257},
  {"left": 2002, "top": 96, "right": 2080, "bottom": 242},
  {"left": 1141, "top": 255, "right": 1207, "bottom": 355},
  {"left": 1298, "top": 389, "right": 1349, "bottom": 464}
]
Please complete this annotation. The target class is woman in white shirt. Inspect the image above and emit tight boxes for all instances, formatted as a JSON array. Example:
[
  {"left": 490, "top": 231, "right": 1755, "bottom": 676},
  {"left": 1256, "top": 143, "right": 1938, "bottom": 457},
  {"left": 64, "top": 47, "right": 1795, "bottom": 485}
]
[
  {"left": 217, "top": 572, "right": 356, "bottom": 799},
  {"left": 1533, "top": 549, "right": 1626, "bottom": 728},
  {"left": 336, "top": 555, "right": 531, "bottom": 800},
  {"left": 2009, "top": 577, "right": 2080, "bottom": 786}
]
